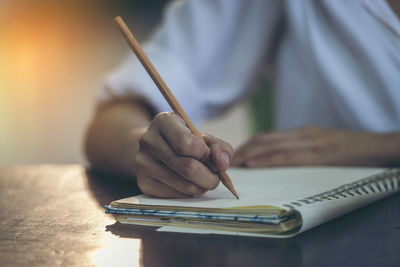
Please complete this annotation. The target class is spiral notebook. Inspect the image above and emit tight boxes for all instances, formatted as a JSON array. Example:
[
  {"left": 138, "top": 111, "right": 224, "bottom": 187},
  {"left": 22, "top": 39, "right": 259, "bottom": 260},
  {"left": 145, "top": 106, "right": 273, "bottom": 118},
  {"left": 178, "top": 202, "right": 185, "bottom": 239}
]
[{"left": 105, "top": 167, "right": 400, "bottom": 238}]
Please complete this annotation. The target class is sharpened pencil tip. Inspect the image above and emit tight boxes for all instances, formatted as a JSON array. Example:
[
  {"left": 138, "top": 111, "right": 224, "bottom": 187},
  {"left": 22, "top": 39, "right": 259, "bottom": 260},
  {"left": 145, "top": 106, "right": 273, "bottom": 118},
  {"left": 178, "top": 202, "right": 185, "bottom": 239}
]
[{"left": 231, "top": 190, "right": 239, "bottom": 199}]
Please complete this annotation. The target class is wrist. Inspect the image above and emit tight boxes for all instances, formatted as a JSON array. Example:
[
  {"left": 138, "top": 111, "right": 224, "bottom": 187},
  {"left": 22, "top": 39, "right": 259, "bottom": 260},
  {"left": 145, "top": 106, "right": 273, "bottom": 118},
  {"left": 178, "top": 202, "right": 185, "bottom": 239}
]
[{"left": 122, "top": 127, "right": 147, "bottom": 176}]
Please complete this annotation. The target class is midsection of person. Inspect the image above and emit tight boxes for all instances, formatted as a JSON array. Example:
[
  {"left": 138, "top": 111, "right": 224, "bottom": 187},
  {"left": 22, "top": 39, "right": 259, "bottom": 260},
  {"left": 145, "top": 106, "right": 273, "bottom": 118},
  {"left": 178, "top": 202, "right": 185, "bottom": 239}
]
[{"left": 275, "top": 0, "right": 400, "bottom": 132}]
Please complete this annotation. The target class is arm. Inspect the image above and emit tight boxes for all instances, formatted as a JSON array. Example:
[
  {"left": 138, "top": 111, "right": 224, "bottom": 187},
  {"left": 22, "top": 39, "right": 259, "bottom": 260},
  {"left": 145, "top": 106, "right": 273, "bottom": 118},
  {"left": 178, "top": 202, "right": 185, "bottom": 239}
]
[{"left": 84, "top": 99, "right": 152, "bottom": 178}]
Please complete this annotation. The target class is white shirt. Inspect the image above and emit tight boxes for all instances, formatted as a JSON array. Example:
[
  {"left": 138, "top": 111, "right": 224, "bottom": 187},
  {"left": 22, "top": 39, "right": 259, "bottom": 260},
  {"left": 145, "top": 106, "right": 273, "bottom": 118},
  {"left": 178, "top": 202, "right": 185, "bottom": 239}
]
[{"left": 100, "top": 0, "right": 400, "bottom": 132}]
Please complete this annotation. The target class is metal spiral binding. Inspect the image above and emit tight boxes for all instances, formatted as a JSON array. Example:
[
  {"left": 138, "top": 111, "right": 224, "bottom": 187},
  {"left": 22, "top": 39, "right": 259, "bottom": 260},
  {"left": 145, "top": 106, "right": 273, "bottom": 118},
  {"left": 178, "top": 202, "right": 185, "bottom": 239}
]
[{"left": 283, "top": 169, "right": 400, "bottom": 209}]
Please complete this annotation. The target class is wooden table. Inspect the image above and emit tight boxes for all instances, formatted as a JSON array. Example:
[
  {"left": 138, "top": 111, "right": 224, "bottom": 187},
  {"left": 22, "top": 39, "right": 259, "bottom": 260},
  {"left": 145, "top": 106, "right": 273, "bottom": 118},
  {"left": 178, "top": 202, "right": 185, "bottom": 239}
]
[{"left": 0, "top": 165, "right": 399, "bottom": 267}]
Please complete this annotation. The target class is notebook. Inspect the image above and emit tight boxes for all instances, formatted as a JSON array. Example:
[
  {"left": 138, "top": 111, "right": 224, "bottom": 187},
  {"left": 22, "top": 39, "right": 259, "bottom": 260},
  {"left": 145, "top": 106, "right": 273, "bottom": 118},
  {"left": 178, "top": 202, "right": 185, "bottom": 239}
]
[{"left": 105, "top": 167, "right": 400, "bottom": 238}]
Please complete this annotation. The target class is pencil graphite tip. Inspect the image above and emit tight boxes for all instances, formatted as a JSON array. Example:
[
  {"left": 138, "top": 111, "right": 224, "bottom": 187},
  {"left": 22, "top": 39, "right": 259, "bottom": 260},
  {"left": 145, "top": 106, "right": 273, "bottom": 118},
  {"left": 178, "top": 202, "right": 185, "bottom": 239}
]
[{"left": 230, "top": 188, "right": 239, "bottom": 199}]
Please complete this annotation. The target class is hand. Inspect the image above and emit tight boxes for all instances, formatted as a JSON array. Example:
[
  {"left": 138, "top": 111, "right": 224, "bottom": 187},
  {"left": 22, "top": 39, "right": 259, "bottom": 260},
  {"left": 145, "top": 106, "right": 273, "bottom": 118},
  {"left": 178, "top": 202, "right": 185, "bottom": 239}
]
[
  {"left": 135, "top": 112, "right": 234, "bottom": 198},
  {"left": 232, "top": 125, "right": 400, "bottom": 168}
]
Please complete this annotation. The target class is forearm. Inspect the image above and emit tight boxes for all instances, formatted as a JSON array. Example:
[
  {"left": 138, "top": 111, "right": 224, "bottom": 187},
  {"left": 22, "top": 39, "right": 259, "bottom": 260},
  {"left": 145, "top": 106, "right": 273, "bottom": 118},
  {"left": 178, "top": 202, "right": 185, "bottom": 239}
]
[{"left": 84, "top": 100, "right": 152, "bottom": 178}]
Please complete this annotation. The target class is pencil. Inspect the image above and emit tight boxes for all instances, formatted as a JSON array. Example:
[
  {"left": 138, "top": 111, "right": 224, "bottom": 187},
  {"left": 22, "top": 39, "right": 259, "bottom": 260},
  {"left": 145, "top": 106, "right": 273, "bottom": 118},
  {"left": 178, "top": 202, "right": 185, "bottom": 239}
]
[{"left": 113, "top": 16, "right": 239, "bottom": 199}]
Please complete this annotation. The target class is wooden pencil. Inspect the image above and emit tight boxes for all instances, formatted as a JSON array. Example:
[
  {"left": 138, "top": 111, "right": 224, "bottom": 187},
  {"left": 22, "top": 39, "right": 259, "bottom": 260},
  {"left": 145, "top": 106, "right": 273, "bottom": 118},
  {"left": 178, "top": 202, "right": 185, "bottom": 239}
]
[{"left": 113, "top": 16, "right": 239, "bottom": 199}]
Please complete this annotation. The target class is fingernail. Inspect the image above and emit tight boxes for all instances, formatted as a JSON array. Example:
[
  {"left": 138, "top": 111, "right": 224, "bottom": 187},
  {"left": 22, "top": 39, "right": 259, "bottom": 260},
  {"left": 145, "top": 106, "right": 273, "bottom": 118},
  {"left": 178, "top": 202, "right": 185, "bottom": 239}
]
[{"left": 220, "top": 152, "right": 230, "bottom": 169}]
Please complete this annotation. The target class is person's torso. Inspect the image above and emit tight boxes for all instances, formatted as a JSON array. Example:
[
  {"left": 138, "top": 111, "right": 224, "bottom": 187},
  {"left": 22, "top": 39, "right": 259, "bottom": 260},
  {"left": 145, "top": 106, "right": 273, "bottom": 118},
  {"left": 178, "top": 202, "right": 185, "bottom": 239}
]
[{"left": 275, "top": 0, "right": 400, "bottom": 132}]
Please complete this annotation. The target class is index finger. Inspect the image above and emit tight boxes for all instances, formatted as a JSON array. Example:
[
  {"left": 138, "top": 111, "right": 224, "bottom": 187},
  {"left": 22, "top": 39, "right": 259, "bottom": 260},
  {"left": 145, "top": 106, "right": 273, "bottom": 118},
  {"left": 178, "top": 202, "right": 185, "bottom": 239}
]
[{"left": 155, "top": 113, "right": 210, "bottom": 162}]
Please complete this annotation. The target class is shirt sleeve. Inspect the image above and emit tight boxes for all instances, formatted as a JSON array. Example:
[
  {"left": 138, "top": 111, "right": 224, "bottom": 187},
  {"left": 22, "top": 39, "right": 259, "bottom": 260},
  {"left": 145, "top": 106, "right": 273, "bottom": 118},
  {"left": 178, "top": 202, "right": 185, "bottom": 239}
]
[{"left": 99, "top": 0, "right": 283, "bottom": 124}]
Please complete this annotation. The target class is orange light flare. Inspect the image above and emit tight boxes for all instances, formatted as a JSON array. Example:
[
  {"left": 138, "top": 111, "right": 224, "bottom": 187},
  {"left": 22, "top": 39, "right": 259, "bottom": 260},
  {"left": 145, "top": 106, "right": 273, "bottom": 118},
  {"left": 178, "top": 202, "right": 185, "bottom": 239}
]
[
  {"left": 0, "top": 1, "right": 100, "bottom": 121},
  {"left": 0, "top": 0, "right": 131, "bottom": 163},
  {"left": 0, "top": 1, "right": 101, "bottom": 160},
  {"left": 2, "top": 8, "right": 68, "bottom": 102}
]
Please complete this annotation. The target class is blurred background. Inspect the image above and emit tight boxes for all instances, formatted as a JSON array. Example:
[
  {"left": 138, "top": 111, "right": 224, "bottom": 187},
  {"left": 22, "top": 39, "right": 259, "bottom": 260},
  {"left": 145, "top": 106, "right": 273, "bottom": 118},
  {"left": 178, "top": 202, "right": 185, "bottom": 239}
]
[{"left": 0, "top": 0, "right": 251, "bottom": 165}]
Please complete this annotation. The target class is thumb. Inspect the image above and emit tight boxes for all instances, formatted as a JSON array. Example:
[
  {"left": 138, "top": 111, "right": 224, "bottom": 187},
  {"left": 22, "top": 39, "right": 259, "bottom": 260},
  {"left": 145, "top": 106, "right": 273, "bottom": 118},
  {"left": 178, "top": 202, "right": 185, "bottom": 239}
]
[{"left": 203, "top": 134, "right": 234, "bottom": 173}]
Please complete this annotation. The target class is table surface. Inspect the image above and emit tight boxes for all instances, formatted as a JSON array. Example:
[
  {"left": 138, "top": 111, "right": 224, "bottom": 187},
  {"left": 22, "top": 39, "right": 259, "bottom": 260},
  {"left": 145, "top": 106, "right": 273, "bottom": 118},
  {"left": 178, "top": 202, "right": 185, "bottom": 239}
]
[{"left": 0, "top": 165, "right": 399, "bottom": 267}]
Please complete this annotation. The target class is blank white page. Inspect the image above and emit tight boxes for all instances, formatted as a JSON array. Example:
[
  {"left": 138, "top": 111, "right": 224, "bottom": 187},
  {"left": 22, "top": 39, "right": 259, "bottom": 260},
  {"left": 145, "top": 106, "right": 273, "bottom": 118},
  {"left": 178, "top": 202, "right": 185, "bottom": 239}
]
[{"left": 115, "top": 167, "right": 385, "bottom": 209}]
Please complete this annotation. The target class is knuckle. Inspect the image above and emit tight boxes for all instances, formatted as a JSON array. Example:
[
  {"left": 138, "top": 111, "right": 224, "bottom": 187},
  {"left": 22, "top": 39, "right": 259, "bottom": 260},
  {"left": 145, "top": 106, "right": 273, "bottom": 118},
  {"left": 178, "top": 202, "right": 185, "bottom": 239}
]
[
  {"left": 138, "top": 132, "right": 153, "bottom": 150},
  {"left": 153, "top": 112, "right": 171, "bottom": 122},
  {"left": 170, "top": 113, "right": 185, "bottom": 124},
  {"left": 223, "top": 142, "right": 234, "bottom": 157},
  {"left": 152, "top": 112, "right": 173, "bottom": 128},
  {"left": 174, "top": 133, "right": 194, "bottom": 155},
  {"left": 134, "top": 152, "right": 146, "bottom": 170},
  {"left": 154, "top": 112, "right": 183, "bottom": 126},
  {"left": 180, "top": 158, "right": 200, "bottom": 177},
  {"left": 201, "top": 146, "right": 211, "bottom": 162}
]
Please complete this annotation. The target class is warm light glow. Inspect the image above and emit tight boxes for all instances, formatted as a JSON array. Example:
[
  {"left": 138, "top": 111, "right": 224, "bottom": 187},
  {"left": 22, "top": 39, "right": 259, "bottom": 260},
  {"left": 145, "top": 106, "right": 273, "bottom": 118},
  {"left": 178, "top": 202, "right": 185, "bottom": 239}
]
[
  {"left": 1, "top": 4, "right": 73, "bottom": 103},
  {"left": 90, "top": 233, "right": 142, "bottom": 267},
  {"left": 0, "top": 0, "right": 115, "bottom": 163},
  {"left": 0, "top": 0, "right": 171, "bottom": 164}
]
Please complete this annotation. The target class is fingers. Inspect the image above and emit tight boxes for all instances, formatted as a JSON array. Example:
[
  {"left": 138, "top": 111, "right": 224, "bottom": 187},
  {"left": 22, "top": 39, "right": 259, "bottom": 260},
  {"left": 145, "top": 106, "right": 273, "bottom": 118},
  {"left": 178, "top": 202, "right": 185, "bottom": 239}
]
[
  {"left": 244, "top": 151, "right": 321, "bottom": 168},
  {"left": 232, "top": 131, "right": 302, "bottom": 166},
  {"left": 232, "top": 126, "right": 322, "bottom": 166},
  {"left": 204, "top": 134, "right": 234, "bottom": 173},
  {"left": 137, "top": 176, "right": 188, "bottom": 198},
  {"left": 136, "top": 112, "right": 225, "bottom": 198},
  {"left": 139, "top": 129, "right": 220, "bottom": 189},
  {"left": 136, "top": 152, "right": 207, "bottom": 197},
  {"left": 232, "top": 138, "right": 316, "bottom": 166},
  {"left": 154, "top": 113, "right": 210, "bottom": 161}
]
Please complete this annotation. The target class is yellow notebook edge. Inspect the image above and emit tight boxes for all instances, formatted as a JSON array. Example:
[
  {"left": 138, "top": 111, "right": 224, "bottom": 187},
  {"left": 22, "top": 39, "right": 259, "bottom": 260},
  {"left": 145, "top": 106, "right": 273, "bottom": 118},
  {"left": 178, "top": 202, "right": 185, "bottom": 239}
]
[{"left": 106, "top": 168, "right": 400, "bottom": 237}]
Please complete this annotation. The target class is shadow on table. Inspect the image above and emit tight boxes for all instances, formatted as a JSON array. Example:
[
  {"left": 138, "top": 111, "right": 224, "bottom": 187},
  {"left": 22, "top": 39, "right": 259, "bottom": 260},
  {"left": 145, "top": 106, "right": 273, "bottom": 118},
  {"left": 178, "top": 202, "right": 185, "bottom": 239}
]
[{"left": 85, "top": 168, "right": 141, "bottom": 207}]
